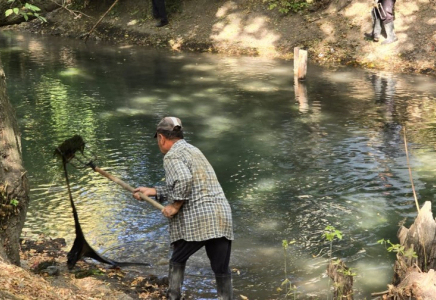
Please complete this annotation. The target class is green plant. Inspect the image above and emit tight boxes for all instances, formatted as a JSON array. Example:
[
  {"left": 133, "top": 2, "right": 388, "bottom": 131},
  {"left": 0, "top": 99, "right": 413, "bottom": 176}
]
[
  {"left": 263, "top": 0, "right": 310, "bottom": 14},
  {"left": 323, "top": 225, "right": 343, "bottom": 258},
  {"left": 323, "top": 225, "right": 343, "bottom": 300},
  {"left": 333, "top": 259, "right": 356, "bottom": 277},
  {"left": 377, "top": 239, "right": 418, "bottom": 259},
  {"left": 5, "top": 1, "right": 47, "bottom": 22},
  {"left": 10, "top": 199, "right": 19, "bottom": 206},
  {"left": 277, "top": 239, "right": 299, "bottom": 299}
]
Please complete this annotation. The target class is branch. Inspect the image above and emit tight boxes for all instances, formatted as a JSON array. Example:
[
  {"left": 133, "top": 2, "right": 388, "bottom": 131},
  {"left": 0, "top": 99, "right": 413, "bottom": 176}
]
[
  {"left": 83, "top": 0, "right": 120, "bottom": 43},
  {"left": 49, "top": 0, "right": 92, "bottom": 19}
]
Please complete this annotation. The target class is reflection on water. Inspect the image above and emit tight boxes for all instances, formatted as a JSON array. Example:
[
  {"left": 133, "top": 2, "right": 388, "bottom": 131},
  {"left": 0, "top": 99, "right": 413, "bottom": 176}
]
[{"left": 2, "top": 31, "right": 436, "bottom": 299}]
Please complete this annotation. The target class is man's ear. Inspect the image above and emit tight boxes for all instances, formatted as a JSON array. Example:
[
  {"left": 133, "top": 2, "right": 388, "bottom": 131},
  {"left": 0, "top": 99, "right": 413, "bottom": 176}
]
[{"left": 158, "top": 134, "right": 166, "bottom": 144}]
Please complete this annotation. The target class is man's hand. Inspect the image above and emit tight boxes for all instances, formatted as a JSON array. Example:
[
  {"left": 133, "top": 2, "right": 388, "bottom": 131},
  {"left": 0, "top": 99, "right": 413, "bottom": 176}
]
[
  {"left": 161, "top": 201, "right": 184, "bottom": 218},
  {"left": 133, "top": 187, "right": 156, "bottom": 201}
]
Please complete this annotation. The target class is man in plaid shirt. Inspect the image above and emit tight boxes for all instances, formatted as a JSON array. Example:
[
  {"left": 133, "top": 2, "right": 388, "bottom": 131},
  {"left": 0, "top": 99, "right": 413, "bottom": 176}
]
[{"left": 133, "top": 117, "right": 234, "bottom": 300}]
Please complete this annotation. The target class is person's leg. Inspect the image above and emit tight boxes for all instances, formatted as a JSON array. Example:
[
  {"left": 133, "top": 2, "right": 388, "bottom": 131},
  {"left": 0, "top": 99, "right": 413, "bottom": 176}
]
[
  {"left": 168, "top": 240, "right": 205, "bottom": 300},
  {"left": 380, "top": 0, "right": 398, "bottom": 44},
  {"left": 373, "top": 8, "right": 382, "bottom": 42},
  {"left": 167, "top": 261, "right": 185, "bottom": 300},
  {"left": 154, "top": 0, "right": 168, "bottom": 27},
  {"left": 365, "top": 8, "right": 382, "bottom": 42},
  {"left": 151, "top": 0, "right": 159, "bottom": 19},
  {"left": 205, "top": 237, "right": 233, "bottom": 300}
]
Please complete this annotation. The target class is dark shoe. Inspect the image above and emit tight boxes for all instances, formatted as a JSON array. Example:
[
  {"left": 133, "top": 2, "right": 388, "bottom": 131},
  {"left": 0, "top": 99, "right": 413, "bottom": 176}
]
[
  {"left": 167, "top": 262, "right": 185, "bottom": 300},
  {"left": 381, "top": 22, "right": 398, "bottom": 45},
  {"left": 156, "top": 19, "right": 169, "bottom": 27},
  {"left": 216, "top": 274, "right": 233, "bottom": 300}
]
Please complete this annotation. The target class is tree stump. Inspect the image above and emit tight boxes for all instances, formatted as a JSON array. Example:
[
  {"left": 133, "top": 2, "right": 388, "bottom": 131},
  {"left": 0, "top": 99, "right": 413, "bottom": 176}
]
[
  {"left": 327, "top": 259, "right": 354, "bottom": 299},
  {"left": 384, "top": 201, "right": 436, "bottom": 299}
]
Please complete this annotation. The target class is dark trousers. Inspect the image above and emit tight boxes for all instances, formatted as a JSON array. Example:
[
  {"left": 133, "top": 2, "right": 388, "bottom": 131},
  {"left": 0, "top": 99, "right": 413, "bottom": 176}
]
[
  {"left": 170, "top": 237, "right": 232, "bottom": 275},
  {"left": 151, "top": 0, "right": 168, "bottom": 21},
  {"left": 378, "top": 0, "right": 396, "bottom": 24}
]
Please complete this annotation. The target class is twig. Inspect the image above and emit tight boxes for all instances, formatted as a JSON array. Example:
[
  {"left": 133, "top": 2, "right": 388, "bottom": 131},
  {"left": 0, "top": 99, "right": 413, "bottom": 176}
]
[
  {"left": 49, "top": 0, "right": 92, "bottom": 19},
  {"left": 83, "top": 0, "right": 120, "bottom": 43},
  {"left": 403, "top": 126, "right": 420, "bottom": 213},
  {"left": 371, "top": 290, "right": 388, "bottom": 297}
]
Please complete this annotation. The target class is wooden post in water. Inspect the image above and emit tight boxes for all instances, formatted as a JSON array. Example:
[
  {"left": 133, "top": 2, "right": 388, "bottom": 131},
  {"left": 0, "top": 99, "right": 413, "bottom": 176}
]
[
  {"left": 294, "top": 47, "right": 300, "bottom": 77},
  {"left": 294, "top": 77, "right": 308, "bottom": 113},
  {"left": 294, "top": 47, "right": 308, "bottom": 112},
  {"left": 294, "top": 47, "right": 307, "bottom": 81}
]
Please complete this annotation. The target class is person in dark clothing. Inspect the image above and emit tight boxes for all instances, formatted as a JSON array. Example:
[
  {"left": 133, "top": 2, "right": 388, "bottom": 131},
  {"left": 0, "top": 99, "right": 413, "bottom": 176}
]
[
  {"left": 365, "top": 0, "right": 398, "bottom": 45},
  {"left": 151, "top": 0, "right": 168, "bottom": 27}
]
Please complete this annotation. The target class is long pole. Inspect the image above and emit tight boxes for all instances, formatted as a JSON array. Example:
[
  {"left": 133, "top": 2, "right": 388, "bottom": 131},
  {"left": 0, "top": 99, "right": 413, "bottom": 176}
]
[
  {"left": 84, "top": 0, "right": 120, "bottom": 43},
  {"left": 403, "top": 127, "right": 420, "bottom": 212}
]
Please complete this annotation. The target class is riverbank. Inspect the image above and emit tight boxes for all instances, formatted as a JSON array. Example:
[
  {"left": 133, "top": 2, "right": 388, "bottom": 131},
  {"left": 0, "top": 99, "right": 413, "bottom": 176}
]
[
  {"left": 4, "top": 0, "right": 436, "bottom": 76},
  {"left": 0, "top": 236, "right": 166, "bottom": 299}
]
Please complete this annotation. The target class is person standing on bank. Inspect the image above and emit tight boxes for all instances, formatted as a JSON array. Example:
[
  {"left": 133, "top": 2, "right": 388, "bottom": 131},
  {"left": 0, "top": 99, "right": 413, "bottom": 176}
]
[
  {"left": 133, "top": 117, "right": 234, "bottom": 300},
  {"left": 151, "top": 0, "right": 169, "bottom": 27},
  {"left": 365, "top": 0, "right": 398, "bottom": 45}
]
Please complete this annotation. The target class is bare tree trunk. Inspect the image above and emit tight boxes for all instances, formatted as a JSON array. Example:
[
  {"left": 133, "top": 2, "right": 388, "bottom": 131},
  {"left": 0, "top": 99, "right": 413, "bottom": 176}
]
[
  {"left": 0, "top": 58, "right": 29, "bottom": 266},
  {"left": 383, "top": 201, "right": 436, "bottom": 298}
]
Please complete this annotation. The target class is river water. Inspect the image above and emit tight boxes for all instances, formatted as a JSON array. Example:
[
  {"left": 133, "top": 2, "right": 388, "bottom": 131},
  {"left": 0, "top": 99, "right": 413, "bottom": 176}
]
[{"left": 2, "top": 31, "right": 436, "bottom": 299}]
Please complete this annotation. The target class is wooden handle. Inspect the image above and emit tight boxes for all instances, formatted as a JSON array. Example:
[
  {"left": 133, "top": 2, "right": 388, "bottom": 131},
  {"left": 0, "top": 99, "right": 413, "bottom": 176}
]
[{"left": 94, "top": 166, "right": 164, "bottom": 211}]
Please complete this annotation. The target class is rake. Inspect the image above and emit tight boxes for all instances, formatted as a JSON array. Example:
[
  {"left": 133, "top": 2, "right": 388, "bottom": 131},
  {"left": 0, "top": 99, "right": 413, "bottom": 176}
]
[{"left": 54, "top": 135, "right": 162, "bottom": 269}]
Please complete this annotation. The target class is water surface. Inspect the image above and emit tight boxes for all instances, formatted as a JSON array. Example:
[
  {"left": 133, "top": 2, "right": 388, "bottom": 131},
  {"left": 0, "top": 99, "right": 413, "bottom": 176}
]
[{"left": 2, "top": 31, "right": 436, "bottom": 299}]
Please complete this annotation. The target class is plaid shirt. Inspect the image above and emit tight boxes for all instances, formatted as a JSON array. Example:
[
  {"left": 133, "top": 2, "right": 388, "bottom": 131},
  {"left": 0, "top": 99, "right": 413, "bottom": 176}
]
[{"left": 155, "top": 139, "right": 234, "bottom": 243}]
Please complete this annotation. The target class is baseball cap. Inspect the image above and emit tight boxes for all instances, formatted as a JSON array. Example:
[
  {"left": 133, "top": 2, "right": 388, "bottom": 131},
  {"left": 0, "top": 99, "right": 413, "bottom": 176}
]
[{"left": 154, "top": 117, "right": 183, "bottom": 138}]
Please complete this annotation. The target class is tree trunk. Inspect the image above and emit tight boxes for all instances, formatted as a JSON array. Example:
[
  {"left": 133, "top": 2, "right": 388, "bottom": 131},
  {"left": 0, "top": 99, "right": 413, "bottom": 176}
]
[
  {"left": 327, "top": 259, "right": 354, "bottom": 299},
  {"left": 384, "top": 201, "right": 436, "bottom": 298},
  {"left": 0, "top": 0, "right": 59, "bottom": 26},
  {"left": 0, "top": 58, "right": 29, "bottom": 266}
]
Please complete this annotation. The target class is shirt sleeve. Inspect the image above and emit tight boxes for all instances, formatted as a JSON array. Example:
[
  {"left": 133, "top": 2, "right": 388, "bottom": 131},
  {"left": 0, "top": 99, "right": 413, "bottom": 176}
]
[
  {"left": 154, "top": 185, "right": 169, "bottom": 202},
  {"left": 164, "top": 155, "right": 193, "bottom": 202}
]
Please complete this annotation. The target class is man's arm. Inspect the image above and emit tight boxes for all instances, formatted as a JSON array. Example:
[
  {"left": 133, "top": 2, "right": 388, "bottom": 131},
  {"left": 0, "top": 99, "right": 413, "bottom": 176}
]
[{"left": 162, "top": 200, "right": 185, "bottom": 218}]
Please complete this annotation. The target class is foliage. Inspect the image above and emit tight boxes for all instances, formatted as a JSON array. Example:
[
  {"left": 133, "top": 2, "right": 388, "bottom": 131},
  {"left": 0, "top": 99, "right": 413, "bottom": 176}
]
[
  {"left": 263, "top": 0, "right": 310, "bottom": 14},
  {"left": 323, "top": 225, "right": 343, "bottom": 300},
  {"left": 5, "top": 0, "right": 47, "bottom": 22},
  {"left": 377, "top": 239, "right": 418, "bottom": 259},
  {"left": 277, "top": 239, "right": 299, "bottom": 299},
  {"left": 333, "top": 259, "right": 356, "bottom": 277},
  {"left": 323, "top": 225, "right": 343, "bottom": 243}
]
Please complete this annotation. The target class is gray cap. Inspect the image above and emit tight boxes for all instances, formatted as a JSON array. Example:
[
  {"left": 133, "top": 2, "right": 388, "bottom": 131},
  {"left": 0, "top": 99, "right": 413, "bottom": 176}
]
[{"left": 154, "top": 117, "right": 183, "bottom": 138}]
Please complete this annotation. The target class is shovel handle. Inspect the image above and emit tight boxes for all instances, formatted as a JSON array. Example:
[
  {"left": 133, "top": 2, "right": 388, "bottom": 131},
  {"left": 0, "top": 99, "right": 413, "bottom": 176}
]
[{"left": 94, "top": 166, "right": 164, "bottom": 211}]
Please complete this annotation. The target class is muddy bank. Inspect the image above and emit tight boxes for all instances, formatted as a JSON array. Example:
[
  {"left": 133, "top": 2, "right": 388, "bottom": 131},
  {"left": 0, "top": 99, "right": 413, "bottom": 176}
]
[
  {"left": 3, "top": 0, "right": 436, "bottom": 76},
  {"left": 0, "top": 236, "right": 166, "bottom": 299}
]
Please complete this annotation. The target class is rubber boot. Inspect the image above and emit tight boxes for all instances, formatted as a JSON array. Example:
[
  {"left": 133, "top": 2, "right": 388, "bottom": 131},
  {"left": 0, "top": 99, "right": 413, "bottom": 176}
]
[
  {"left": 372, "top": 18, "right": 382, "bottom": 42},
  {"left": 216, "top": 274, "right": 233, "bottom": 300},
  {"left": 381, "top": 22, "right": 398, "bottom": 45},
  {"left": 167, "top": 262, "right": 185, "bottom": 300},
  {"left": 365, "top": 10, "right": 381, "bottom": 42}
]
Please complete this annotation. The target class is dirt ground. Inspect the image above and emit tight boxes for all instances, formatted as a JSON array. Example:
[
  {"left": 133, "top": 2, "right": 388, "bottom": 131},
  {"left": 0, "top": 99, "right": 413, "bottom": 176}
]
[
  {"left": 6, "top": 0, "right": 436, "bottom": 76},
  {"left": 0, "top": 236, "right": 167, "bottom": 299}
]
